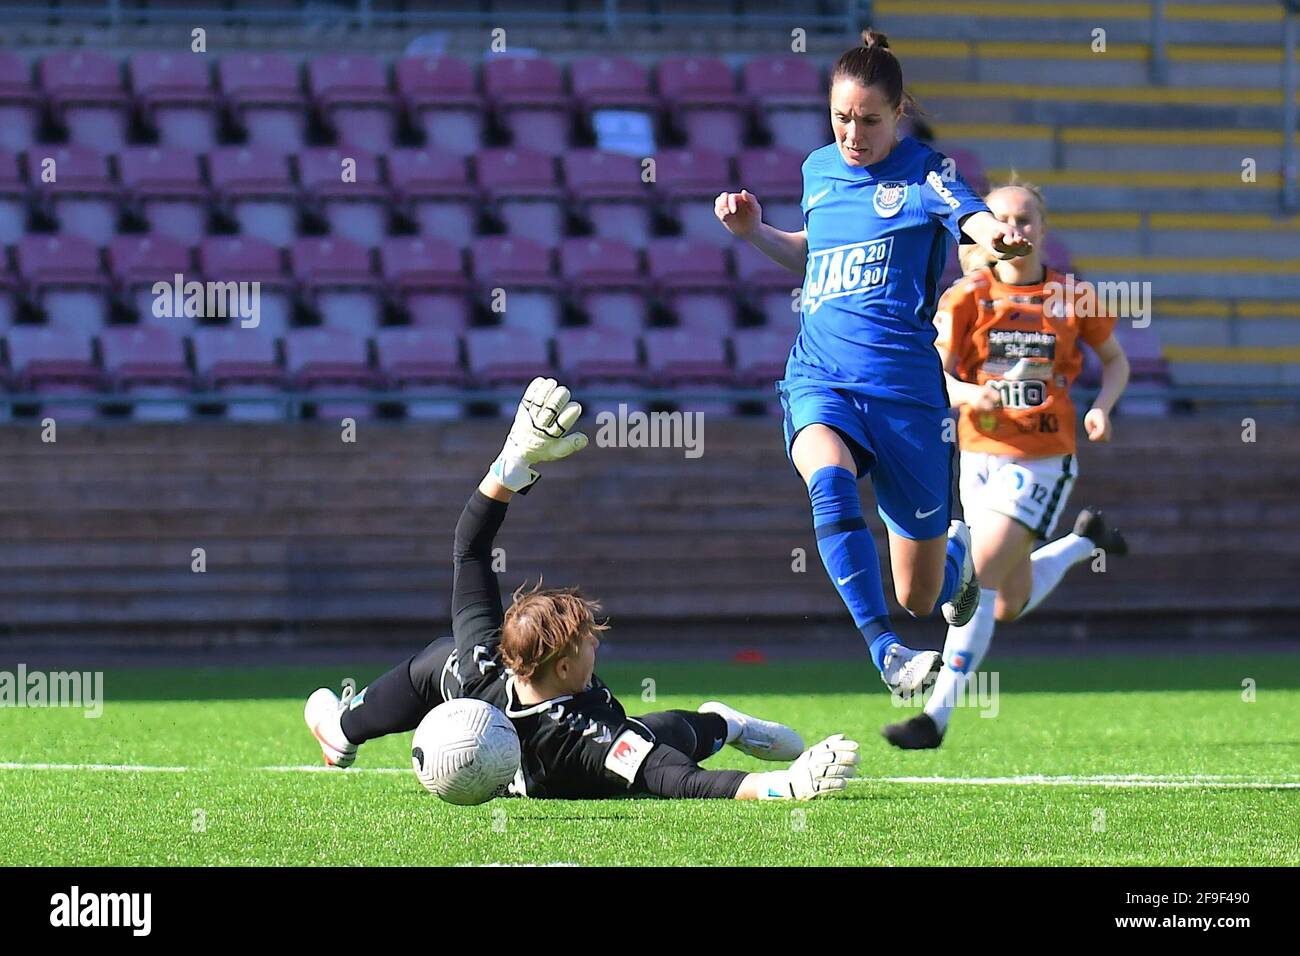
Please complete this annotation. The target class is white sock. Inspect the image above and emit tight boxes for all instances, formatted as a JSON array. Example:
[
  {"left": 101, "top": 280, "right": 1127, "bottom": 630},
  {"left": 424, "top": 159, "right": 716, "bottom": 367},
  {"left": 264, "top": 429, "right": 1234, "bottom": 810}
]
[
  {"left": 925, "top": 588, "right": 997, "bottom": 734},
  {"left": 1021, "top": 533, "right": 1096, "bottom": 618}
]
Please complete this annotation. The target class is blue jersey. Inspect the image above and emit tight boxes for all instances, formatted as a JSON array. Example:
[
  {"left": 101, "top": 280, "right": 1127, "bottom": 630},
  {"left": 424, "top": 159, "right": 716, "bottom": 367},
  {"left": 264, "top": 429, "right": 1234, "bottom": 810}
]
[{"left": 785, "top": 136, "right": 988, "bottom": 409}]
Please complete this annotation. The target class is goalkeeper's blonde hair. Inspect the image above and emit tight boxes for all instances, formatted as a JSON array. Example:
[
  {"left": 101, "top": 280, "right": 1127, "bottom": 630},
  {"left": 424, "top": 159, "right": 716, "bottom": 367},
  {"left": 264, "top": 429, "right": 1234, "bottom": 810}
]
[{"left": 499, "top": 579, "right": 610, "bottom": 682}]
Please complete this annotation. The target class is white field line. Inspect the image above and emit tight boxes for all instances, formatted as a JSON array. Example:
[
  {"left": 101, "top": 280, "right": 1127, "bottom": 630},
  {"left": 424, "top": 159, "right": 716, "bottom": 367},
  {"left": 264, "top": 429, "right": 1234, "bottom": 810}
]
[{"left": 2, "top": 762, "right": 1300, "bottom": 789}]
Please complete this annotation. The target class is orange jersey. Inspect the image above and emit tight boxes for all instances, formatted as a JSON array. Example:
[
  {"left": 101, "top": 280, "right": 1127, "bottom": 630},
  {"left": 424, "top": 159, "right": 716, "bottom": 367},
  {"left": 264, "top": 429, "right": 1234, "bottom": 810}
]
[{"left": 934, "top": 266, "right": 1116, "bottom": 458}]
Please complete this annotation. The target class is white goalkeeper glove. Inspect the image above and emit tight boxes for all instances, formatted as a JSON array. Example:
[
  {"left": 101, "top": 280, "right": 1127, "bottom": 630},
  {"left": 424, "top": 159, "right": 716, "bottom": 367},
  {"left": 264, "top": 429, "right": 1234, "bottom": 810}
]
[
  {"left": 753, "top": 734, "right": 860, "bottom": 800},
  {"left": 488, "top": 377, "right": 589, "bottom": 493}
]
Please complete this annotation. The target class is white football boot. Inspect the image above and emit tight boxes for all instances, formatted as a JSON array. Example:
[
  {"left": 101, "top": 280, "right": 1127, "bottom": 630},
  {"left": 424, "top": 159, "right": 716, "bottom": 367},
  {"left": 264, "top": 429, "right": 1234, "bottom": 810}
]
[
  {"left": 880, "top": 644, "right": 942, "bottom": 700},
  {"left": 304, "top": 685, "right": 358, "bottom": 768},
  {"left": 698, "top": 700, "right": 804, "bottom": 761},
  {"left": 941, "top": 519, "right": 981, "bottom": 627}
]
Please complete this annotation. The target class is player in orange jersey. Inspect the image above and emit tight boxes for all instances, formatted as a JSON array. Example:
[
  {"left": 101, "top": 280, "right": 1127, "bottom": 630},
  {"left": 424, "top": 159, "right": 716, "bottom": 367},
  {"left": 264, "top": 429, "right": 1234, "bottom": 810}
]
[{"left": 883, "top": 178, "right": 1132, "bottom": 749}]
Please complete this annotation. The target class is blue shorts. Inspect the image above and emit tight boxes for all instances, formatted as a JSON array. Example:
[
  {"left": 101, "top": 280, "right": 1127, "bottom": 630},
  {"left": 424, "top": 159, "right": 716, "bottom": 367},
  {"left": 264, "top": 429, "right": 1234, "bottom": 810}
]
[{"left": 778, "top": 379, "right": 954, "bottom": 540}]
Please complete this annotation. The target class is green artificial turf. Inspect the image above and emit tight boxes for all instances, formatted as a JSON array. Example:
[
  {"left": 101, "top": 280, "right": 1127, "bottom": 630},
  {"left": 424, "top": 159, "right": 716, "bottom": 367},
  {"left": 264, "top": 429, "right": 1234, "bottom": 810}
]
[{"left": 3, "top": 655, "right": 1298, "bottom": 866}]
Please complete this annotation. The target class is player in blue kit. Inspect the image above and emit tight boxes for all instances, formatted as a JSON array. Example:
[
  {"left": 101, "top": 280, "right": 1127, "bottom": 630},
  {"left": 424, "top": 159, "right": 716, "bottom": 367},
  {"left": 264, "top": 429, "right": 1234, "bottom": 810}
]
[{"left": 716, "top": 30, "right": 1032, "bottom": 696}]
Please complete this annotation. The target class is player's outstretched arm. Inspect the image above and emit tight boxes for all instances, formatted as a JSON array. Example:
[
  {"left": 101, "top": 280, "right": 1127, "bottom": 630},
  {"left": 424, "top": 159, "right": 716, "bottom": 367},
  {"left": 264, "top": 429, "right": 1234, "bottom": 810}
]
[
  {"left": 960, "top": 210, "right": 1033, "bottom": 262},
  {"left": 1083, "top": 334, "right": 1130, "bottom": 442},
  {"left": 714, "top": 189, "right": 808, "bottom": 275},
  {"left": 735, "top": 734, "right": 861, "bottom": 801}
]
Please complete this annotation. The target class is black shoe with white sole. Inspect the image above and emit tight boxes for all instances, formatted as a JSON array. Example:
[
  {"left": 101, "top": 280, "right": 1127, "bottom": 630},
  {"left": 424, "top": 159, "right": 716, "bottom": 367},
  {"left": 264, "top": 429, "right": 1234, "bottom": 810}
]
[
  {"left": 881, "top": 712, "right": 944, "bottom": 750},
  {"left": 1073, "top": 507, "right": 1128, "bottom": 557}
]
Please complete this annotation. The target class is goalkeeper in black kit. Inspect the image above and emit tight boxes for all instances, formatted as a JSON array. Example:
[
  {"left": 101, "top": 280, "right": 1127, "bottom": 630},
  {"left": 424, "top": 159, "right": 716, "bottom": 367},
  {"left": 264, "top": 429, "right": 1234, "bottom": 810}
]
[{"left": 305, "top": 377, "right": 860, "bottom": 801}]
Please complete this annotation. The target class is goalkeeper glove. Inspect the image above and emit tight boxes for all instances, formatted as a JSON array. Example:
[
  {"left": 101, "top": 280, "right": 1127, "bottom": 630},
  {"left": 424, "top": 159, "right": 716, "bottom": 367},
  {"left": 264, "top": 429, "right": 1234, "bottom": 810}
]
[
  {"left": 488, "top": 376, "right": 589, "bottom": 493},
  {"left": 753, "top": 734, "right": 860, "bottom": 800}
]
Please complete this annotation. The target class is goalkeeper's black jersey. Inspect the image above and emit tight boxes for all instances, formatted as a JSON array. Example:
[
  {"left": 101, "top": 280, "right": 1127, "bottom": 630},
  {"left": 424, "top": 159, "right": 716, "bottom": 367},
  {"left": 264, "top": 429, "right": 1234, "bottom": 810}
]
[{"left": 447, "top": 490, "right": 658, "bottom": 799}]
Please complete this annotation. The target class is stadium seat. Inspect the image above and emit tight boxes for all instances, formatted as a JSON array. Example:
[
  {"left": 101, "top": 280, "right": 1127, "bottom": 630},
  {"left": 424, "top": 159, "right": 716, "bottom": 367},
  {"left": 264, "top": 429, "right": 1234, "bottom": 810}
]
[
  {"left": 465, "top": 325, "right": 552, "bottom": 398},
  {"left": 16, "top": 234, "right": 110, "bottom": 334},
  {"left": 39, "top": 50, "right": 130, "bottom": 151},
  {"left": 570, "top": 55, "right": 656, "bottom": 113},
  {"left": 642, "top": 326, "right": 733, "bottom": 414},
  {"left": 283, "top": 327, "right": 381, "bottom": 420},
  {"left": 647, "top": 238, "right": 736, "bottom": 329},
  {"left": 208, "top": 146, "right": 299, "bottom": 246},
  {"left": 395, "top": 55, "right": 484, "bottom": 158},
  {"left": 654, "top": 148, "right": 732, "bottom": 240},
  {"left": 0, "top": 148, "right": 25, "bottom": 245},
  {"left": 129, "top": 52, "right": 218, "bottom": 150},
  {"left": 290, "top": 236, "right": 381, "bottom": 335},
  {"left": 477, "top": 147, "right": 564, "bottom": 242},
  {"left": 563, "top": 149, "right": 652, "bottom": 247},
  {"left": 34, "top": 143, "right": 120, "bottom": 245},
  {"left": 560, "top": 236, "right": 648, "bottom": 333},
  {"left": 218, "top": 53, "right": 307, "bottom": 152},
  {"left": 106, "top": 233, "right": 193, "bottom": 326},
  {"left": 483, "top": 55, "right": 572, "bottom": 156},
  {"left": 374, "top": 327, "right": 466, "bottom": 420},
  {"left": 191, "top": 325, "right": 285, "bottom": 421},
  {"left": 117, "top": 146, "right": 209, "bottom": 243},
  {"left": 554, "top": 325, "right": 648, "bottom": 413},
  {"left": 1043, "top": 235, "right": 1073, "bottom": 273},
  {"left": 471, "top": 235, "right": 561, "bottom": 335},
  {"left": 731, "top": 326, "right": 794, "bottom": 389},
  {"left": 99, "top": 325, "right": 192, "bottom": 421},
  {"left": 298, "top": 146, "right": 389, "bottom": 247},
  {"left": 736, "top": 148, "right": 804, "bottom": 233},
  {"left": 743, "top": 56, "right": 826, "bottom": 152},
  {"left": 386, "top": 148, "right": 478, "bottom": 246},
  {"left": 6, "top": 324, "right": 103, "bottom": 420},
  {"left": 657, "top": 57, "right": 745, "bottom": 154},
  {"left": 198, "top": 235, "right": 293, "bottom": 334},
  {"left": 733, "top": 240, "right": 801, "bottom": 334},
  {"left": 309, "top": 54, "right": 398, "bottom": 149},
  {"left": 0, "top": 51, "right": 40, "bottom": 153},
  {"left": 380, "top": 235, "right": 471, "bottom": 332},
  {"left": 0, "top": 252, "right": 18, "bottom": 333}
]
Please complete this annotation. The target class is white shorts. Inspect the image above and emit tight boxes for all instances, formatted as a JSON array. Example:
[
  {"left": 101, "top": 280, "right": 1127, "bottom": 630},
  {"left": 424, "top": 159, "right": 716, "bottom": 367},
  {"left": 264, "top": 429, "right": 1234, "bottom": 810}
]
[{"left": 958, "top": 451, "right": 1079, "bottom": 540}]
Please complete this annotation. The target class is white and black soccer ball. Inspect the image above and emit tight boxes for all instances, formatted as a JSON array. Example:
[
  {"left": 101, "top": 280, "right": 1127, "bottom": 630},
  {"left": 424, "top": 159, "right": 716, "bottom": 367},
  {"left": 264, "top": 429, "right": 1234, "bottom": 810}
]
[{"left": 411, "top": 698, "right": 521, "bottom": 806}]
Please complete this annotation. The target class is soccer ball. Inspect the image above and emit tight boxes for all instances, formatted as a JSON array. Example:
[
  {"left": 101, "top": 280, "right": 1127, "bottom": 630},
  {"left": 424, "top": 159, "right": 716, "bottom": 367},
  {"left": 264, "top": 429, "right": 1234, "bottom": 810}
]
[{"left": 411, "top": 698, "right": 521, "bottom": 805}]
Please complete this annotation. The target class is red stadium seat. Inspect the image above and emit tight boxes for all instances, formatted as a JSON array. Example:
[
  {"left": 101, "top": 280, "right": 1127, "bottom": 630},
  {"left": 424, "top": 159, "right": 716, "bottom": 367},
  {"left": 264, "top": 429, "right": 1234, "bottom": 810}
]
[
  {"left": 656, "top": 56, "right": 745, "bottom": 154},
  {"left": 560, "top": 236, "right": 648, "bottom": 333},
  {"left": 16, "top": 234, "right": 110, "bottom": 334},
  {"left": 191, "top": 326, "right": 284, "bottom": 421},
  {"left": 646, "top": 237, "right": 736, "bottom": 329},
  {"left": 465, "top": 326, "right": 552, "bottom": 390},
  {"left": 375, "top": 327, "right": 466, "bottom": 420},
  {"left": 32, "top": 143, "right": 120, "bottom": 245},
  {"left": 643, "top": 326, "right": 734, "bottom": 414},
  {"left": 198, "top": 235, "right": 293, "bottom": 334},
  {"left": 308, "top": 53, "right": 398, "bottom": 149},
  {"left": 570, "top": 55, "right": 656, "bottom": 112},
  {"left": 743, "top": 57, "right": 826, "bottom": 152},
  {"left": 386, "top": 148, "right": 478, "bottom": 246},
  {"left": 283, "top": 327, "right": 380, "bottom": 420},
  {"left": 395, "top": 55, "right": 484, "bottom": 157},
  {"left": 471, "top": 235, "right": 561, "bottom": 335},
  {"left": 208, "top": 146, "right": 299, "bottom": 246},
  {"left": 39, "top": 50, "right": 130, "bottom": 150},
  {"left": 218, "top": 53, "right": 307, "bottom": 152},
  {"left": 290, "top": 236, "right": 381, "bottom": 335},
  {"left": 380, "top": 235, "right": 472, "bottom": 332},
  {"left": 654, "top": 148, "right": 732, "bottom": 240},
  {"left": 733, "top": 240, "right": 801, "bottom": 334},
  {"left": 6, "top": 324, "right": 103, "bottom": 420},
  {"left": 0, "top": 148, "right": 25, "bottom": 246},
  {"left": 731, "top": 327, "right": 794, "bottom": 387},
  {"left": 298, "top": 145, "right": 389, "bottom": 247},
  {"left": 118, "top": 146, "right": 209, "bottom": 243},
  {"left": 563, "top": 149, "right": 652, "bottom": 247},
  {"left": 106, "top": 234, "right": 193, "bottom": 326},
  {"left": 477, "top": 147, "right": 564, "bottom": 242},
  {"left": 554, "top": 326, "right": 647, "bottom": 385},
  {"left": 737, "top": 148, "right": 804, "bottom": 233},
  {"left": 99, "top": 325, "right": 192, "bottom": 421},
  {"left": 0, "top": 51, "right": 40, "bottom": 153},
  {"left": 483, "top": 55, "right": 572, "bottom": 156},
  {"left": 129, "top": 52, "right": 218, "bottom": 150}
]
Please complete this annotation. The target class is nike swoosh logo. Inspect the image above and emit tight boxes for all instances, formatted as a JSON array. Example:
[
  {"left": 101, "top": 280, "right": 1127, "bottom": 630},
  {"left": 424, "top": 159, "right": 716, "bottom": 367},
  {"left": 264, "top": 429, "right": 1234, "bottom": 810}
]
[
  {"left": 915, "top": 505, "right": 942, "bottom": 519},
  {"left": 836, "top": 568, "right": 870, "bottom": 586},
  {"left": 807, "top": 186, "right": 832, "bottom": 207}
]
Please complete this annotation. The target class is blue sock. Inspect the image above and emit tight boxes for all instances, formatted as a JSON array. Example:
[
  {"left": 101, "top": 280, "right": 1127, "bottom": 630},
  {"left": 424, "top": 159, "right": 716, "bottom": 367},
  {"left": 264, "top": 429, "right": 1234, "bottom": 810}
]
[
  {"left": 935, "top": 531, "right": 964, "bottom": 611},
  {"left": 808, "top": 465, "right": 898, "bottom": 673}
]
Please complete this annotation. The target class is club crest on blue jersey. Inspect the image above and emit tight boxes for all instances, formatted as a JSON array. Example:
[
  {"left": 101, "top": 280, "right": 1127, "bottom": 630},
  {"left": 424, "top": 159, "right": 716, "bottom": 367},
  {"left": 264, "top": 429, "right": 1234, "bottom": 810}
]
[{"left": 872, "top": 181, "right": 908, "bottom": 218}]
